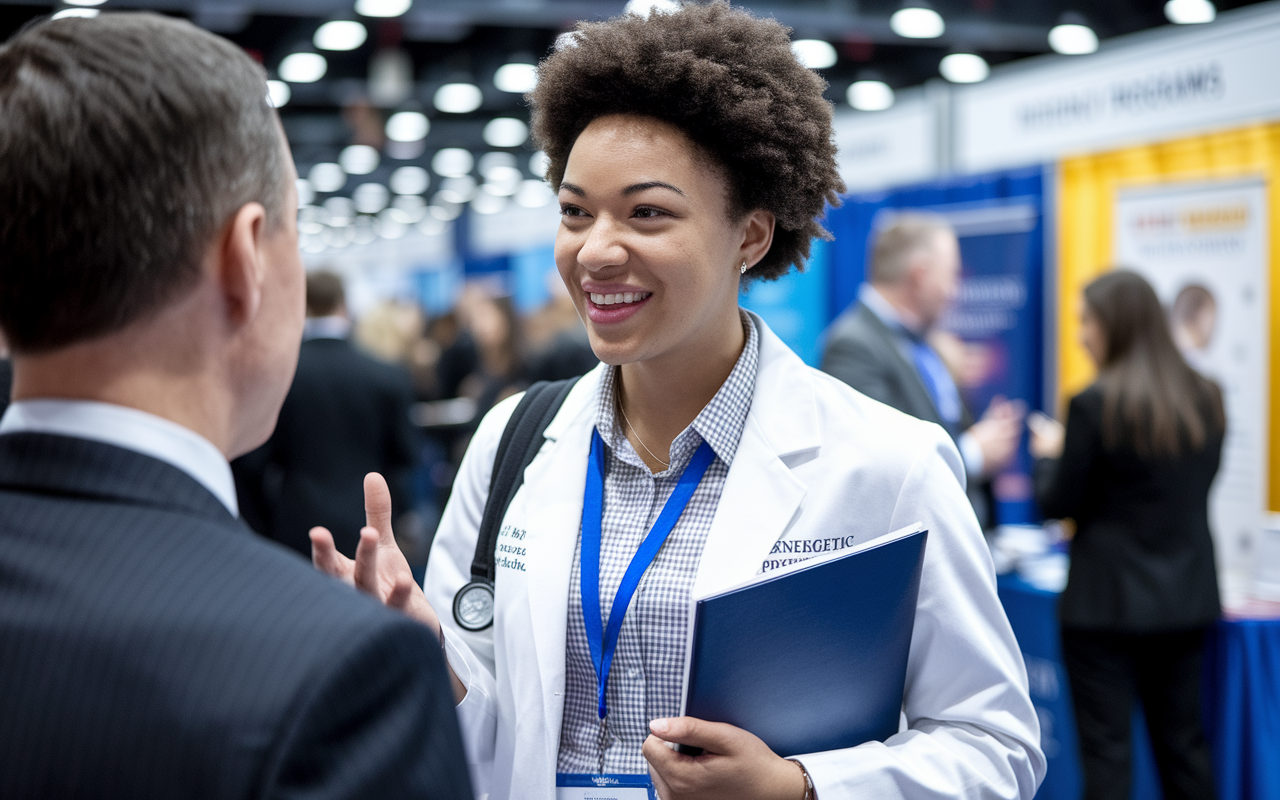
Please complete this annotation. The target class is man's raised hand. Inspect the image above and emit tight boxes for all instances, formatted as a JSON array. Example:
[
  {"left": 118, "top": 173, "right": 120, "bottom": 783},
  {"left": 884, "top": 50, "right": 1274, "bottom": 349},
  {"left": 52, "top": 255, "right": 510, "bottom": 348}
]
[{"left": 310, "top": 472, "right": 440, "bottom": 636}]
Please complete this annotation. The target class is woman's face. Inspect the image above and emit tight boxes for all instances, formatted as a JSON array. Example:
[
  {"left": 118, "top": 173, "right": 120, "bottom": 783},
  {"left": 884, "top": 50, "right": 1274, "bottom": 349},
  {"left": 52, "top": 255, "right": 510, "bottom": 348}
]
[
  {"left": 554, "top": 114, "right": 772, "bottom": 368},
  {"left": 1078, "top": 302, "right": 1106, "bottom": 367}
]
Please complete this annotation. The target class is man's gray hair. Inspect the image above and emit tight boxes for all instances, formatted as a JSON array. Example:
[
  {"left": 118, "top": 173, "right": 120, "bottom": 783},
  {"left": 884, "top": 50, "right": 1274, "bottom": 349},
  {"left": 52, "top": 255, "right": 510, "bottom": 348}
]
[
  {"left": 0, "top": 12, "right": 287, "bottom": 354},
  {"left": 869, "top": 211, "right": 955, "bottom": 284}
]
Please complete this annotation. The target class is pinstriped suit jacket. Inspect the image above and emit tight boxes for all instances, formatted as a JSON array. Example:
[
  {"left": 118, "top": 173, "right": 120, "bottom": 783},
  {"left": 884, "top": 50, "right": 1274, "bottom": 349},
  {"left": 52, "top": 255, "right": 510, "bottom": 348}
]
[{"left": 0, "top": 432, "right": 472, "bottom": 800}]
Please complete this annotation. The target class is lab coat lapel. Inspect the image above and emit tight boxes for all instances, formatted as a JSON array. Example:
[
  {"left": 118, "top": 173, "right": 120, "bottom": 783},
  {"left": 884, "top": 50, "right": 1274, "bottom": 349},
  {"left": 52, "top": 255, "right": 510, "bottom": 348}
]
[
  {"left": 520, "top": 369, "right": 599, "bottom": 763},
  {"left": 693, "top": 315, "right": 822, "bottom": 598}
]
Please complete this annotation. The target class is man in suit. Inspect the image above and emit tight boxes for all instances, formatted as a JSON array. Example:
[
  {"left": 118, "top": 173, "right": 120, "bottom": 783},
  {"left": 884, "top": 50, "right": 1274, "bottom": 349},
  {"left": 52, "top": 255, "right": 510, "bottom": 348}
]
[
  {"left": 822, "top": 212, "right": 1023, "bottom": 529},
  {"left": 0, "top": 13, "right": 470, "bottom": 799},
  {"left": 236, "top": 270, "right": 419, "bottom": 559}
]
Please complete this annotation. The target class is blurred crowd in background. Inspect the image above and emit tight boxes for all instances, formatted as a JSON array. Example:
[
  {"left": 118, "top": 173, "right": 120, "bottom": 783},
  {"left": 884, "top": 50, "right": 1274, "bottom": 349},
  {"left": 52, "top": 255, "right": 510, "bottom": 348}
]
[{"left": 233, "top": 269, "right": 599, "bottom": 567}]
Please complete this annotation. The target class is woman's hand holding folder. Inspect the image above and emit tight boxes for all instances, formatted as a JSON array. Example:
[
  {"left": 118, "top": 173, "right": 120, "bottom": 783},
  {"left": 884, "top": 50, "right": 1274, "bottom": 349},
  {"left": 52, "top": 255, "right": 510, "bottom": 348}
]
[{"left": 643, "top": 716, "right": 807, "bottom": 800}]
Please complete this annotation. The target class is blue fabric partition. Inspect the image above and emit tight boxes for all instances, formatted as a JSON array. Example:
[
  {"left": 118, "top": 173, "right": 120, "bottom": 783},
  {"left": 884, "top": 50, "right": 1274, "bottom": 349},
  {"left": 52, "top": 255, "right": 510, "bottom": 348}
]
[
  {"left": 824, "top": 167, "right": 1046, "bottom": 524},
  {"left": 1203, "top": 619, "right": 1280, "bottom": 800},
  {"left": 998, "top": 574, "right": 1084, "bottom": 800},
  {"left": 740, "top": 238, "right": 832, "bottom": 367},
  {"left": 999, "top": 575, "right": 1280, "bottom": 800}
]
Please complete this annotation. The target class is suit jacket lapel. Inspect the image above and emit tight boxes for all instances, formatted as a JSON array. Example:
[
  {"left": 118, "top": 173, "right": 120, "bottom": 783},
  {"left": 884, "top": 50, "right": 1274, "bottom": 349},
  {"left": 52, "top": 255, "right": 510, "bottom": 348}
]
[
  {"left": 855, "top": 302, "right": 946, "bottom": 428},
  {"left": 0, "top": 431, "right": 237, "bottom": 525}
]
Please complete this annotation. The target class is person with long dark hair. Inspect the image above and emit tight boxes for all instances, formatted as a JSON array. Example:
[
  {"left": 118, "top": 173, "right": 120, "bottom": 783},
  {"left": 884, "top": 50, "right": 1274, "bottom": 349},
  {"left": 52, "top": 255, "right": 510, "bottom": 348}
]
[{"left": 1030, "top": 269, "right": 1225, "bottom": 800}]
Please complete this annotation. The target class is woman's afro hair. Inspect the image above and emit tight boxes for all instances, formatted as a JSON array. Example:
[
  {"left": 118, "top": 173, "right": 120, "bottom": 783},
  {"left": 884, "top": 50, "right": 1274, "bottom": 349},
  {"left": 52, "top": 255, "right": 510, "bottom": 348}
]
[{"left": 529, "top": 1, "right": 844, "bottom": 281}]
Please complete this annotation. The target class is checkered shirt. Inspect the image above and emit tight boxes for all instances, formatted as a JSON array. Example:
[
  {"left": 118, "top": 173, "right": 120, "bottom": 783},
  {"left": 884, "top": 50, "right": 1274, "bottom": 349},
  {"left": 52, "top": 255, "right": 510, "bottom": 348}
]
[{"left": 556, "top": 312, "right": 761, "bottom": 775}]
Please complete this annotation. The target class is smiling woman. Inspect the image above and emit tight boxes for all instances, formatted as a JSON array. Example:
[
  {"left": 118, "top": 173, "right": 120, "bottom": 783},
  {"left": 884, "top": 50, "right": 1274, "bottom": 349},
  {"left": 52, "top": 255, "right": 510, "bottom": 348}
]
[{"left": 313, "top": 3, "right": 1046, "bottom": 800}]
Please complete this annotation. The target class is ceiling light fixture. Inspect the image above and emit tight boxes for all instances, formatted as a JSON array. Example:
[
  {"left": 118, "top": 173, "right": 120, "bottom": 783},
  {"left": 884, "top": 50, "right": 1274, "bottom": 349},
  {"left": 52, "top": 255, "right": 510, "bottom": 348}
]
[
  {"left": 432, "top": 148, "right": 474, "bottom": 178},
  {"left": 64, "top": 0, "right": 106, "bottom": 5},
  {"left": 355, "top": 0, "right": 412, "bottom": 18},
  {"left": 1048, "top": 15, "right": 1098, "bottom": 54},
  {"left": 494, "top": 63, "right": 537, "bottom": 93},
  {"left": 266, "top": 80, "right": 291, "bottom": 108},
  {"left": 52, "top": 8, "right": 98, "bottom": 19},
  {"left": 940, "top": 52, "right": 989, "bottom": 83},
  {"left": 791, "top": 39, "right": 837, "bottom": 70},
  {"left": 339, "top": 144, "right": 380, "bottom": 175},
  {"left": 890, "top": 5, "right": 945, "bottom": 39},
  {"left": 1165, "top": 0, "right": 1216, "bottom": 24},
  {"left": 390, "top": 166, "right": 431, "bottom": 195},
  {"left": 385, "top": 111, "right": 430, "bottom": 142},
  {"left": 279, "top": 52, "right": 327, "bottom": 83},
  {"left": 308, "top": 162, "right": 346, "bottom": 193},
  {"left": 353, "top": 182, "right": 390, "bottom": 214},
  {"left": 433, "top": 83, "right": 483, "bottom": 114},
  {"left": 483, "top": 117, "right": 529, "bottom": 148},
  {"left": 848, "top": 80, "right": 895, "bottom": 111},
  {"left": 478, "top": 152, "right": 517, "bottom": 178},
  {"left": 483, "top": 166, "right": 524, "bottom": 197},
  {"left": 391, "top": 195, "right": 428, "bottom": 223},
  {"left": 439, "top": 176, "right": 478, "bottom": 204},
  {"left": 314, "top": 20, "right": 367, "bottom": 51}
]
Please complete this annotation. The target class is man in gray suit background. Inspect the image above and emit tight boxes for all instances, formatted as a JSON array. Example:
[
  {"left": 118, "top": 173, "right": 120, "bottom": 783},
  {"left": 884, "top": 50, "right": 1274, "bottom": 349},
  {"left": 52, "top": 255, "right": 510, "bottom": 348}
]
[
  {"left": 0, "top": 13, "right": 470, "bottom": 799},
  {"left": 821, "top": 212, "right": 1023, "bottom": 529}
]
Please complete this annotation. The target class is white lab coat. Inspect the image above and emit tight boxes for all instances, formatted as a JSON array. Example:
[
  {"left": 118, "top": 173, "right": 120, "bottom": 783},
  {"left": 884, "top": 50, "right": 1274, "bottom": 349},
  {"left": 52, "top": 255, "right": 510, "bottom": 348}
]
[{"left": 425, "top": 312, "right": 1046, "bottom": 800}]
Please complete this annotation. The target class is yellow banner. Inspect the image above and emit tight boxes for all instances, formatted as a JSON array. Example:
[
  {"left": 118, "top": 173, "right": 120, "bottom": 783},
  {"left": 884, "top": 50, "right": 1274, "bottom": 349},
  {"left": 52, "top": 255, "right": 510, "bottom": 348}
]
[{"left": 1056, "top": 122, "right": 1280, "bottom": 511}]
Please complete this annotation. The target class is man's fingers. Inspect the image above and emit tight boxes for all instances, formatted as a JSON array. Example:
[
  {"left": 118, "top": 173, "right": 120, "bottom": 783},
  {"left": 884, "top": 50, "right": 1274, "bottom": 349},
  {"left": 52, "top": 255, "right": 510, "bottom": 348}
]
[
  {"left": 309, "top": 527, "right": 354, "bottom": 585},
  {"left": 386, "top": 573, "right": 419, "bottom": 611},
  {"left": 648, "top": 716, "right": 741, "bottom": 754},
  {"left": 353, "top": 527, "right": 381, "bottom": 597},
  {"left": 363, "top": 472, "right": 395, "bottom": 545}
]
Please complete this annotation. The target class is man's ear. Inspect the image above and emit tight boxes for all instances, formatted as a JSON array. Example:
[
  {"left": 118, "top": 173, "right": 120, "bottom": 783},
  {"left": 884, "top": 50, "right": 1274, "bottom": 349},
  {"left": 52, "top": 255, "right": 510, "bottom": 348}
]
[
  {"left": 217, "top": 202, "right": 269, "bottom": 327},
  {"left": 739, "top": 209, "right": 776, "bottom": 270}
]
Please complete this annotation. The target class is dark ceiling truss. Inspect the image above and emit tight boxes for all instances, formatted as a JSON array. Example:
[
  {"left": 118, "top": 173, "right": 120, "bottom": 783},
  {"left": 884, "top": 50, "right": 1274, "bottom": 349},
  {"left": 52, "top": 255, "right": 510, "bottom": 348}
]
[{"left": 9, "top": 0, "right": 1059, "bottom": 52}]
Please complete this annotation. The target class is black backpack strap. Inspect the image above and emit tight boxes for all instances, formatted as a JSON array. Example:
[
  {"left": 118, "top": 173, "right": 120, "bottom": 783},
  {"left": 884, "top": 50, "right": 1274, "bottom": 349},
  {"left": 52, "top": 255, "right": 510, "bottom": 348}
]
[{"left": 469, "top": 377, "right": 580, "bottom": 585}]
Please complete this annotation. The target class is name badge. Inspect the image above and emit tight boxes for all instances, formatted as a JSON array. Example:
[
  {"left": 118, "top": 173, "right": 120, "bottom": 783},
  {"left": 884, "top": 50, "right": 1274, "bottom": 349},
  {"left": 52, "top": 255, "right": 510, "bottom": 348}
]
[{"left": 555, "top": 773, "right": 656, "bottom": 800}]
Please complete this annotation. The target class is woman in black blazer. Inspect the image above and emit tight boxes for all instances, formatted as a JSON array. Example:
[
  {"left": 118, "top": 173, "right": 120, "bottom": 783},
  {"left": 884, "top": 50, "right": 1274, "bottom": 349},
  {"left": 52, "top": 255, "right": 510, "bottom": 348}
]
[{"left": 1030, "top": 270, "right": 1224, "bottom": 800}]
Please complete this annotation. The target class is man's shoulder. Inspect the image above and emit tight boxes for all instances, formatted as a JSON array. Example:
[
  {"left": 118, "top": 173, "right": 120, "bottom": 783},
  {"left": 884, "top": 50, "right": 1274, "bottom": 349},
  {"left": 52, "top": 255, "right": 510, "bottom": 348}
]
[
  {"left": 826, "top": 302, "right": 891, "bottom": 352},
  {"left": 0, "top": 483, "right": 415, "bottom": 666},
  {"left": 0, "top": 486, "right": 444, "bottom": 797}
]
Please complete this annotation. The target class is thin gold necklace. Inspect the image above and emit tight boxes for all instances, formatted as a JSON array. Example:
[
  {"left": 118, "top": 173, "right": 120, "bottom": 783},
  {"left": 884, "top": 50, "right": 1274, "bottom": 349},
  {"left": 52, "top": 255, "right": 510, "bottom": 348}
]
[{"left": 616, "top": 395, "right": 670, "bottom": 470}]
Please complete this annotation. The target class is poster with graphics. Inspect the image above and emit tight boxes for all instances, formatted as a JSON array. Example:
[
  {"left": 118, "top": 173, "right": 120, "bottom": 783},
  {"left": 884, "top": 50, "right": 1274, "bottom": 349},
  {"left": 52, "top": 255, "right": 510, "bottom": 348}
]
[{"left": 1114, "top": 178, "right": 1269, "bottom": 592}]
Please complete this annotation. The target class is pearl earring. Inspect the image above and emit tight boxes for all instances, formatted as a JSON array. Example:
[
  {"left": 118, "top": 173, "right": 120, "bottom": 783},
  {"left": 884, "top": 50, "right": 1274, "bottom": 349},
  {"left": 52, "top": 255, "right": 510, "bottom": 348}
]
[{"left": 740, "top": 261, "right": 748, "bottom": 275}]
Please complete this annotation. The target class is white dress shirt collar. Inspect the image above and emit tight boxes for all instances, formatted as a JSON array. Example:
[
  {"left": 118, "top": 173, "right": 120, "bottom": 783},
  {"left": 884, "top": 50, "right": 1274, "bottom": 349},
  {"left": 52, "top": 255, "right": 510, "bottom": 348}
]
[
  {"left": 303, "top": 315, "right": 351, "bottom": 341},
  {"left": 860, "top": 283, "right": 926, "bottom": 336},
  {"left": 0, "top": 399, "right": 239, "bottom": 516}
]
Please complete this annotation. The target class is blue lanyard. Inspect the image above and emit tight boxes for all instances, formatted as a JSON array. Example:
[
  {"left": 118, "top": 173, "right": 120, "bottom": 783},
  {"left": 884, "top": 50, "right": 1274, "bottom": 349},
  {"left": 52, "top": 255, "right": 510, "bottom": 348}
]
[{"left": 580, "top": 428, "right": 716, "bottom": 720}]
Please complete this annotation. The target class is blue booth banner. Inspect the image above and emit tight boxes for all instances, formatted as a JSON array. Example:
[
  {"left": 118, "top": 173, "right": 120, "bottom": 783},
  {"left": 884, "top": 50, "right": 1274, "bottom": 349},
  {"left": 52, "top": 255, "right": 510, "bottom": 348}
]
[{"left": 824, "top": 166, "right": 1047, "bottom": 525}]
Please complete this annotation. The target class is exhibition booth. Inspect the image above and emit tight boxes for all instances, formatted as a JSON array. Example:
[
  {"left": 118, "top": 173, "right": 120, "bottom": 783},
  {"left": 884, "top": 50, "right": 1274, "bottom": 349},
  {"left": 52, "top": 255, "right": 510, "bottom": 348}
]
[{"left": 933, "top": 5, "right": 1280, "bottom": 798}]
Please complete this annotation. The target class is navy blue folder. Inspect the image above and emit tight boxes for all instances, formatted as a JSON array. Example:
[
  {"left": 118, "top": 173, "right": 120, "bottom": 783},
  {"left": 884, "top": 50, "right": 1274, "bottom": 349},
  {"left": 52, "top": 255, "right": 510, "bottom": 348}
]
[{"left": 680, "top": 526, "right": 928, "bottom": 758}]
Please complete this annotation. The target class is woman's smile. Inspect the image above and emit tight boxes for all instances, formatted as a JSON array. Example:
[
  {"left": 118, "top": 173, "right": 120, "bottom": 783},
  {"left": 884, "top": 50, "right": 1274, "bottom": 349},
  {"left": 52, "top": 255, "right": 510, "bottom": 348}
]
[
  {"left": 582, "top": 280, "right": 654, "bottom": 325},
  {"left": 584, "top": 291, "right": 652, "bottom": 325}
]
